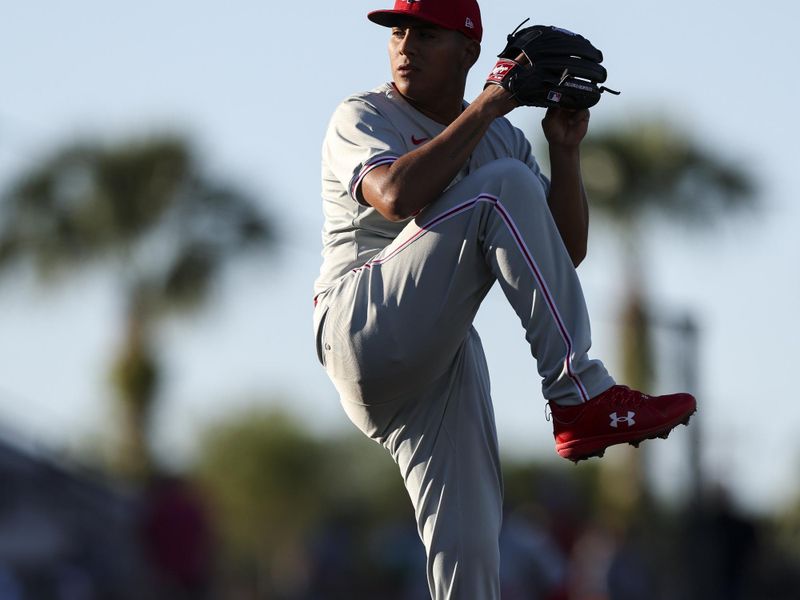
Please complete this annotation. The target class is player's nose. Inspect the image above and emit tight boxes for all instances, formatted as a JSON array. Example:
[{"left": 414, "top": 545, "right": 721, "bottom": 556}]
[{"left": 396, "top": 30, "right": 418, "bottom": 56}]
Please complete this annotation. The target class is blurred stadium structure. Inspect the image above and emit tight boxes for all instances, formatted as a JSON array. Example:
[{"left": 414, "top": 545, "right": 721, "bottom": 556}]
[{"left": 0, "top": 428, "right": 149, "bottom": 598}]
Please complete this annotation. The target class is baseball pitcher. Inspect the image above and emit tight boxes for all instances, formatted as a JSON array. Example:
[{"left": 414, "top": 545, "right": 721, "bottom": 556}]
[{"left": 312, "top": 1, "right": 696, "bottom": 597}]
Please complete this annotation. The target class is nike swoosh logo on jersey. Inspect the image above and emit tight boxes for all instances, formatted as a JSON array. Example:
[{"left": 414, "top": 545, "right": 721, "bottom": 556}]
[{"left": 411, "top": 135, "right": 429, "bottom": 145}]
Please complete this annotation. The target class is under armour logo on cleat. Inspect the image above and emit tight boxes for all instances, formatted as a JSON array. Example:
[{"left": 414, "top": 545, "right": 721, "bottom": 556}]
[{"left": 610, "top": 411, "right": 636, "bottom": 428}]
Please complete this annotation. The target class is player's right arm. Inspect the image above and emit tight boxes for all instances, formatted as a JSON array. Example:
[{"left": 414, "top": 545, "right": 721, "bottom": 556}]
[{"left": 360, "top": 86, "right": 516, "bottom": 222}]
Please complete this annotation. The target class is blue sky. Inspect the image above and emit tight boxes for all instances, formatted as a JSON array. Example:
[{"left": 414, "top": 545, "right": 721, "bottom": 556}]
[{"left": 0, "top": 1, "right": 798, "bottom": 513}]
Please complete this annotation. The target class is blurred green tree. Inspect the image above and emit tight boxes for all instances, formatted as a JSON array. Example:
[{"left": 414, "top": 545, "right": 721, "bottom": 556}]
[
  {"left": 577, "top": 117, "right": 757, "bottom": 510},
  {"left": 192, "top": 406, "right": 410, "bottom": 596},
  {"left": 194, "top": 408, "right": 325, "bottom": 595},
  {"left": 0, "top": 134, "right": 273, "bottom": 479},
  {"left": 581, "top": 118, "right": 756, "bottom": 387}
]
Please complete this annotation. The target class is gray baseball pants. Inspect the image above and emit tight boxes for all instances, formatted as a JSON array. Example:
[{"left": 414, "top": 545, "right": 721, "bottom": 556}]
[{"left": 313, "top": 158, "right": 614, "bottom": 599}]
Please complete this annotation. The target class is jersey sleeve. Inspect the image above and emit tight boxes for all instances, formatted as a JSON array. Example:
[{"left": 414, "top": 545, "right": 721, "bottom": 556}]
[{"left": 323, "top": 97, "right": 405, "bottom": 205}]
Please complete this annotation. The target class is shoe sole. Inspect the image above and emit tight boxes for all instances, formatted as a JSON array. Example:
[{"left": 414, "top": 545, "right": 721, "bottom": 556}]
[{"left": 557, "top": 408, "right": 697, "bottom": 464}]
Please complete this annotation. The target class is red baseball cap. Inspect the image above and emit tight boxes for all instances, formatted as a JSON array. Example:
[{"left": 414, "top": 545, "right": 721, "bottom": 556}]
[{"left": 368, "top": 0, "right": 483, "bottom": 43}]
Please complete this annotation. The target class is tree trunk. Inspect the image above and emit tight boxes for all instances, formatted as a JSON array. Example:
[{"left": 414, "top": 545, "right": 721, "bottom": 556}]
[
  {"left": 598, "top": 226, "right": 654, "bottom": 516},
  {"left": 111, "top": 289, "right": 160, "bottom": 480}
]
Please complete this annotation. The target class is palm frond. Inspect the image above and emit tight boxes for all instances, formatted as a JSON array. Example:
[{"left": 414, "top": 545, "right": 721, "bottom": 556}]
[{"left": 580, "top": 118, "right": 758, "bottom": 226}]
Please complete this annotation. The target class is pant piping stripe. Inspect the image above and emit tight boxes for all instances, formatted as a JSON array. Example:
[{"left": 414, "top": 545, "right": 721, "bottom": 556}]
[
  {"left": 489, "top": 197, "right": 590, "bottom": 402},
  {"left": 355, "top": 195, "right": 485, "bottom": 270},
  {"left": 352, "top": 191, "right": 590, "bottom": 402}
]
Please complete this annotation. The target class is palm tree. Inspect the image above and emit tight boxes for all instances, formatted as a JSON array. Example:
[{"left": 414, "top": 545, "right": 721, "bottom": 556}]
[
  {"left": 577, "top": 117, "right": 757, "bottom": 509},
  {"left": 0, "top": 134, "right": 273, "bottom": 479}
]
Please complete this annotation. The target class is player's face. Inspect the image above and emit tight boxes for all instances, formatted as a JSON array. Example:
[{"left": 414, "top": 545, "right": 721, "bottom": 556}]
[{"left": 388, "top": 21, "right": 478, "bottom": 112}]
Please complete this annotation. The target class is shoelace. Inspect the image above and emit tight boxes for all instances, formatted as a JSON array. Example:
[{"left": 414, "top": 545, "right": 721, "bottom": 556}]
[{"left": 611, "top": 386, "right": 649, "bottom": 409}]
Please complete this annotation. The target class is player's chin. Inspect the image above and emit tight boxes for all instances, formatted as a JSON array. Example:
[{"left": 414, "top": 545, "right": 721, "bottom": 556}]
[
  {"left": 392, "top": 78, "right": 412, "bottom": 98},
  {"left": 392, "top": 77, "right": 429, "bottom": 101}
]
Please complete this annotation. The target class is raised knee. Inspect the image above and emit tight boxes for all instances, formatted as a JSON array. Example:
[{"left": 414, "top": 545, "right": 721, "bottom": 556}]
[
  {"left": 484, "top": 158, "right": 537, "bottom": 185},
  {"left": 476, "top": 158, "right": 545, "bottom": 204}
]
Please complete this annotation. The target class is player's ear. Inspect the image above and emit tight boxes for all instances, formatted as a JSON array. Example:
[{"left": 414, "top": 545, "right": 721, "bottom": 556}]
[{"left": 462, "top": 39, "right": 480, "bottom": 70}]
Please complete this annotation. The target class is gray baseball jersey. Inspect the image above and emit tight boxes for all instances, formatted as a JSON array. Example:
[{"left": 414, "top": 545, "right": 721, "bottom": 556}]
[
  {"left": 314, "top": 82, "right": 549, "bottom": 297},
  {"left": 313, "top": 82, "right": 613, "bottom": 600}
]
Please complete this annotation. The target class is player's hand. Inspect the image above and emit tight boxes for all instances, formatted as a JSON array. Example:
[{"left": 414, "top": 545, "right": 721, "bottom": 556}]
[
  {"left": 477, "top": 83, "right": 519, "bottom": 119},
  {"left": 542, "top": 107, "right": 590, "bottom": 150}
]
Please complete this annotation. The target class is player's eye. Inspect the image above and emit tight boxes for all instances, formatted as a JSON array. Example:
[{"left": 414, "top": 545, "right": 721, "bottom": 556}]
[{"left": 391, "top": 28, "right": 406, "bottom": 39}]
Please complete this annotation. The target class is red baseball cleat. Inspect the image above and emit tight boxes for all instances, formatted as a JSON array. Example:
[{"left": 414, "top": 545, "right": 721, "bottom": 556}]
[{"left": 548, "top": 385, "right": 697, "bottom": 462}]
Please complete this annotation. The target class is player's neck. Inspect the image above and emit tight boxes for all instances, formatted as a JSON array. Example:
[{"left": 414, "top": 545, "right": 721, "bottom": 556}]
[{"left": 397, "top": 89, "right": 464, "bottom": 125}]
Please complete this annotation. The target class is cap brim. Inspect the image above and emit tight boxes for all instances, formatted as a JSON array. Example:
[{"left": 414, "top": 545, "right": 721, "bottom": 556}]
[{"left": 367, "top": 10, "right": 449, "bottom": 31}]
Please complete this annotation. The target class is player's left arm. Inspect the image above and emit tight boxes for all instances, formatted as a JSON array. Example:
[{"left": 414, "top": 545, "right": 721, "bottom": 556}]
[{"left": 542, "top": 107, "right": 591, "bottom": 267}]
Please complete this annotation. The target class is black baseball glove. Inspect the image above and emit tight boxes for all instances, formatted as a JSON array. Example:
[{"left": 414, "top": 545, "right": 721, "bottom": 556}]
[{"left": 485, "top": 21, "right": 620, "bottom": 109}]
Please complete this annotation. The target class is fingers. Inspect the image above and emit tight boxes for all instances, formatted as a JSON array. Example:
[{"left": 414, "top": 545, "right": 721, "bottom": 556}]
[
  {"left": 542, "top": 106, "right": 591, "bottom": 147},
  {"left": 543, "top": 108, "right": 590, "bottom": 132},
  {"left": 514, "top": 51, "right": 530, "bottom": 66},
  {"left": 572, "top": 108, "right": 590, "bottom": 122},
  {"left": 546, "top": 107, "right": 590, "bottom": 120}
]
